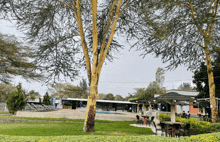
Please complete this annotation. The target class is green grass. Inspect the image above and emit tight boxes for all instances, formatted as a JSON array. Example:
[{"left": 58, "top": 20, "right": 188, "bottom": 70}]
[
  {"left": 0, "top": 111, "right": 10, "bottom": 114},
  {"left": 0, "top": 132, "right": 220, "bottom": 142},
  {"left": 0, "top": 115, "right": 108, "bottom": 122},
  {"left": 0, "top": 121, "right": 154, "bottom": 136}
]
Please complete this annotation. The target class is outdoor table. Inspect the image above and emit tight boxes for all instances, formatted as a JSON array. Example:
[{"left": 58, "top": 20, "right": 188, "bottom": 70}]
[
  {"left": 141, "top": 115, "right": 152, "bottom": 125},
  {"left": 161, "top": 121, "right": 185, "bottom": 137}
]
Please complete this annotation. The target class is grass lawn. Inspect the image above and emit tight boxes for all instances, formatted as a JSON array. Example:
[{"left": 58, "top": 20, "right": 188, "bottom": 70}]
[
  {"left": 0, "top": 132, "right": 220, "bottom": 142},
  {"left": 0, "top": 121, "right": 154, "bottom": 136},
  {"left": 0, "top": 111, "right": 10, "bottom": 114},
  {"left": 0, "top": 116, "right": 220, "bottom": 141}
]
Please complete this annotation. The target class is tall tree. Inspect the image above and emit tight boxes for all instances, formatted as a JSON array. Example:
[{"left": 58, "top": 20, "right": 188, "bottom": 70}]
[
  {"left": 3, "top": 0, "right": 147, "bottom": 131},
  {"left": 0, "top": 33, "right": 42, "bottom": 83},
  {"left": 178, "top": 82, "right": 193, "bottom": 91},
  {"left": 193, "top": 57, "right": 220, "bottom": 98},
  {"left": 155, "top": 67, "right": 165, "bottom": 88},
  {"left": 79, "top": 78, "right": 88, "bottom": 92},
  {"left": 137, "top": 0, "right": 220, "bottom": 122},
  {"left": 145, "top": 81, "right": 166, "bottom": 97}
]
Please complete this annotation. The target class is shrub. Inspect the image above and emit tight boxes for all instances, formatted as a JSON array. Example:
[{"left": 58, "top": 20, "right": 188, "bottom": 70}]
[
  {"left": 158, "top": 114, "right": 171, "bottom": 121},
  {"left": 159, "top": 114, "right": 212, "bottom": 135},
  {"left": 43, "top": 92, "right": 51, "bottom": 105},
  {"left": 6, "top": 83, "right": 26, "bottom": 115}
]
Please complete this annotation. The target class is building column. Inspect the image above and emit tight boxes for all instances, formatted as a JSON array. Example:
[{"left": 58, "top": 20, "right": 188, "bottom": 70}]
[
  {"left": 142, "top": 104, "right": 146, "bottom": 115},
  {"left": 203, "top": 107, "right": 206, "bottom": 115},
  {"left": 137, "top": 103, "right": 139, "bottom": 113}
]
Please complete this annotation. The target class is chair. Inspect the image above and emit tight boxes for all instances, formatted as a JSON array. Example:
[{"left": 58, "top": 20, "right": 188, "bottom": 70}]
[
  {"left": 163, "top": 123, "right": 173, "bottom": 137},
  {"left": 136, "top": 115, "right": 143, "bottom": 125},
  {"left": 147, "top": 116, "right": 155, "bottom": 126},
  {"left": 180, "top": 123, "right": 190, "bottom": 136},
  {"left": 172, "top": 124, "right": 181, "bottom": 137},
  {"left": 153, "top": 121, "right": 162, "bottom": 135}
]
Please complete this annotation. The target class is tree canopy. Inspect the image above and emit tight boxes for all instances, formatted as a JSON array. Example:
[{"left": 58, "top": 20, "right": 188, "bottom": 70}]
[
  {"left": 0, "top": 33, "right": 42, "bottom": 83},
  {"left": 137, "top": 0, "right": 220, "bottom": 122},
  {"left": 178, "top": 82, "right": 194, "bottom": 91},
  {"left": 0, "top": 83, "right": 16, "bottom": 102},
  {"left": 131, "top": 67, "right": 166, "bottom": 100},
  {"left": 103, "top": 93, "right": 115, "bottom": 100},
  {"left": 50, "top": 83, "right": 89, "bottom": 99},
  {"left": 193, "top": 57, "right": 220, "bottom": 98},
  {"left": 1, "top": 0, "right": 152, "bottom": 131},
  {"left": 25, "top": 90, "right": 41, "bottom": 100}
]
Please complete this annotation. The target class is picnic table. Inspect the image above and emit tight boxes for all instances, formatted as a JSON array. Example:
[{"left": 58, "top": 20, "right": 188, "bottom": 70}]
[
  {"left": 161, "top": 121, "right": 185, "bottom": 137},
  {"left": 141, "top": 115, "right": 153, "bottom": 125}
]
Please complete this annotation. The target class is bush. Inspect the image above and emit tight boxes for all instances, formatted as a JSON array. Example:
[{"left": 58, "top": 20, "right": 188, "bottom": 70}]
[
  {"left": 43, "top": 92, "right": 51, "bottom": 105},
  {"left": 158, "top": 114, "right": 171, "bottom": 121},
  {"left": 159, "top": 114, "right": 214, "bottom": 135},
  {"left": 6, "top": 83, "right": 26, "bottom": 115}
]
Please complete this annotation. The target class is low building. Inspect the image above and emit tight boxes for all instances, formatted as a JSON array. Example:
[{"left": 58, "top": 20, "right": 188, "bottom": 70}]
[{"left": 61, "top": 98, "right": 137, "bottom": 112}]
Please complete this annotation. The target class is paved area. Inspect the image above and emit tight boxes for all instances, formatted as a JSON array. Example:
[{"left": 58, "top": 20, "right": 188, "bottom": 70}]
[{"left": 16, "top": 109, "right": 138, "bottom": 121}]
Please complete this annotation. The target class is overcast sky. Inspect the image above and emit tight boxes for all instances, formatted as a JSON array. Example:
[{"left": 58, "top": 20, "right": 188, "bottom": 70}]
[{"left": 0, "top": 20, "right": 195, "bottom": 98}]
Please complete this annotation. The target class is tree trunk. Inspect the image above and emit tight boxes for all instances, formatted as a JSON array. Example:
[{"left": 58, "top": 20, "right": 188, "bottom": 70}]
[
  {"left": 83, "top": 84, "right": 98, "bottom": 132},
  {"left": 204, "top": 45, "right": 218, "bottom": 123}
]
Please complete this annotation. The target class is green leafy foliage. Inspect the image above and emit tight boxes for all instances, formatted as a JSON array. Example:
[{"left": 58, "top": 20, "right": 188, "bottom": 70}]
[
  {"left": 6, "top": 83, "right": 26, "bottom": 115},
  {"left": 50, "top": 83, "right": 89, "bottom": 99},
  {"left": 0, "top": 33, "right": 42, "bottom": 83},
  {"left": 79, "top": 78, "right": 89, "bottom": 92},
  {"left": 178, "top": 82, "right": 194, "bottom": 91},
  {"left": 42, "top": 92, "right": 51, "bottom": 105},
  {"left": 115, "top": 95, "right": 124, "bottom": 101},
  {"left": 193, "top": 56, "right": 220, "bottom": 98},
  {"left": 103, "top": 93, "right": 115, "bottom": 100},
  {"left": 0, "top": 83, "right": 16, "bottom": 102},
  {"left": 131, "top": 68, "right": 166, "bottom": 100},
  {"left": 158, "top": 114, "right": 220, "bottom": 135},
  {"left": 25, "top": 90, "right": 41, "bottom": 100}
]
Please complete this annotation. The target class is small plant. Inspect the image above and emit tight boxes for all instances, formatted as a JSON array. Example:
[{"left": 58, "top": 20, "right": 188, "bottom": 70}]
[{"left": 6, "top": 83, "right": 26, "bottom": 115}]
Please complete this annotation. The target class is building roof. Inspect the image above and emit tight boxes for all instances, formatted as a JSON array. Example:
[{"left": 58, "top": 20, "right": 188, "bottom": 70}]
[
  {"left": 62, "top": 98, "right": 137, "bottom": 104},
  {"left": 155, "top": 92, "right": 194, "bottom": 101},
  {"left": 166, "top": 90, "right": 199, "bottom": 97}
]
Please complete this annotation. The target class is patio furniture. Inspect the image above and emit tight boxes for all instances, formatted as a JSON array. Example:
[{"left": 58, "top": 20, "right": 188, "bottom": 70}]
[
  {"left": 147, "top": 116, "right": 155, "bottom": 126},
  {"left": 153, "top": 121, "right": 162, "bottom": 135},
  {"left": 136, "top": 115, "right": 143, "bottom": 125},
  {"left": 162, "top": 121, "right": 185, "bottom": 137},
  {"left": 180, "top": 123, "right": 190, "bottom": 136},
  {"left": 163, "top": 123, "right": 173, "bottom": 137},
  {"left": 141, "top": 115, "right": 152, "bottom": 125},
  {"left": 172, "top": 124, "right": 181, "bottom": 137}
]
